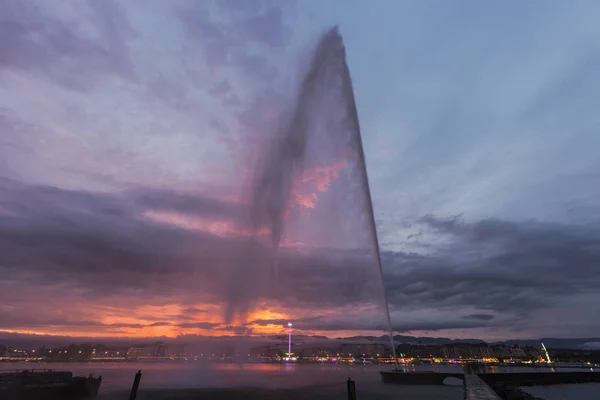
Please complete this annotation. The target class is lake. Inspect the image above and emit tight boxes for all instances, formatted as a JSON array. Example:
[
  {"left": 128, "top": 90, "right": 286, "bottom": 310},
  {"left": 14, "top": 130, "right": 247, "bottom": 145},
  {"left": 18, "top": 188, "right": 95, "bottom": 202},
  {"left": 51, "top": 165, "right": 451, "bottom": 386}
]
[{"left": 2, "top": 362, "right": 599, "bottom": 399}]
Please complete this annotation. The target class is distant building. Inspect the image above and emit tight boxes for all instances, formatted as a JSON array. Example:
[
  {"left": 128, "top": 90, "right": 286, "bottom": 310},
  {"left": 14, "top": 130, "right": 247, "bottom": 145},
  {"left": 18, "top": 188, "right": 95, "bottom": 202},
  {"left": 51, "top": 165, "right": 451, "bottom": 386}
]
[
  {"left": 340, "top": 343, "right": 390, "bottom": 358},
  {"left": 167, "top": 343, "right": 187, "bottom": 357},
  {"left": 480, "top": 346, "right": 495, "bottom": 359},
  {"left": 492, "top": 345, "right": 511, "bottom": 360},
  {"left": 408, "top": 345, "right": 442, "bottom": 359},
  {"left": 128, "top": 344, "right": 154, "bottom": 359},
  {"left": 395, "top": 343, "right": 498, "bottom": 361},
  {"left": 440, "top": 345, "right": 460, "bottom": 359},
  {"left": 491, "top": 344, "right": 530, "bottom": 361},
  {"left": 524, "top": 346, "right": 543, "bottom": 361},
  {"left": 508, "top": 345, "right": 526, "bottom": 360},
  {"left": 128, "top": 342, "right": 185, "bottom": 359}
]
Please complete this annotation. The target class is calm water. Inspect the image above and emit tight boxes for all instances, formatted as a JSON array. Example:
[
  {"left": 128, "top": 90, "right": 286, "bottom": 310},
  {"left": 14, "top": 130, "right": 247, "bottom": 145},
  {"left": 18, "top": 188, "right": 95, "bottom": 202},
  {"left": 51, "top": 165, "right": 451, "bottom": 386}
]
[
  {"left": 522, "top": 384, "right": 600, "bottom": 400},
  {"left": 3, "top": 362, "right": 463, "bottom": 399},
  {"left": 2, "top": 362, "right": 599, "bottom": 399}
]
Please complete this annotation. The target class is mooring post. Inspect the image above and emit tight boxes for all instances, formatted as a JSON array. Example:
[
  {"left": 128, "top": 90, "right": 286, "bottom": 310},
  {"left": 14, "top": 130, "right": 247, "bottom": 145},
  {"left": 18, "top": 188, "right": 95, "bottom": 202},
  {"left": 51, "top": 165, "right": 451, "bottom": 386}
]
[
  {"left": 347, "top": 377, "right": 356, "bottom": 400},
  {"left": 128, "top": 370, "right": 142, "bottom": 400},
  {"left": 463, "top": 364, "right": 469, "bottom": 400}
]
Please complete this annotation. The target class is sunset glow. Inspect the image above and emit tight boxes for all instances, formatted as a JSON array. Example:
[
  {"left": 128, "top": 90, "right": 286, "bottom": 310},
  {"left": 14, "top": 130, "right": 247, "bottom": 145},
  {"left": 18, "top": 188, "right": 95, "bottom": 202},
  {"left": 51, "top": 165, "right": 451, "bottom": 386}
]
[{"left": 2, "top": 0, "right": 600, "bottom": 345}]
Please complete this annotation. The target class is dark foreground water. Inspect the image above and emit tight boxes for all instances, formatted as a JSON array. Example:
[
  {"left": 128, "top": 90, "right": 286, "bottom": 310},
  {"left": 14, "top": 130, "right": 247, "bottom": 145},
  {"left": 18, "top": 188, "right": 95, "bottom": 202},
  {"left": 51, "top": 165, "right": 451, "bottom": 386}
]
[
  {"left": 4, "top": 362, "right": 463, "bottom": 399},
  {"left": 2, "top": 362, "right": 599, "bottom": 399},
  {"left": 522, "top": 384, "right": 600, "bottom": 400}
]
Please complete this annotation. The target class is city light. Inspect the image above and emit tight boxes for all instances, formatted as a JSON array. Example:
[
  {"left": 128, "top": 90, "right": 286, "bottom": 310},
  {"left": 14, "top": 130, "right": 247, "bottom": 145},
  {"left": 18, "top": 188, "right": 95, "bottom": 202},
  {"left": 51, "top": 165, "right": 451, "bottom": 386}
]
[{"left": 1, "top": 340, "right": 596, "bottom": 367}]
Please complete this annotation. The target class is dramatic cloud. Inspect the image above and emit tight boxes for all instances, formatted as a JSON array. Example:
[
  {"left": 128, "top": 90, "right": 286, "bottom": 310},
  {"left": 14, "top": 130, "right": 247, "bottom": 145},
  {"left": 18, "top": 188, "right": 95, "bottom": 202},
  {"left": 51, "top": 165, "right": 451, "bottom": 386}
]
[
  {"left": 2, "top": 177, "right": 599, "bottom": 337},
  {"left": 1, "top": 0, "right": 600, "bottom": 340}
]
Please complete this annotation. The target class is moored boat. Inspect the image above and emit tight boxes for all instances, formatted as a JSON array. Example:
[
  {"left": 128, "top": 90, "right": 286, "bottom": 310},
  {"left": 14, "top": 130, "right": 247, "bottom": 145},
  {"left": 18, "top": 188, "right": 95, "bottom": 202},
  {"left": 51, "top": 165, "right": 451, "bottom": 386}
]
[{"left": 0, "top": 369, "right": 102, "bottom": 399}]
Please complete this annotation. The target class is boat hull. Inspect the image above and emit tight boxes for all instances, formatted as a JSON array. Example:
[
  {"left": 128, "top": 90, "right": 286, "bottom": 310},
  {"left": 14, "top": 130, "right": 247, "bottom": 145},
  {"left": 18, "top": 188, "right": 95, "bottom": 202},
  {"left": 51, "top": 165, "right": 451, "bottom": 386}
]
[{"left": 0, "top": 370, "right": 102, "bottom": 399}]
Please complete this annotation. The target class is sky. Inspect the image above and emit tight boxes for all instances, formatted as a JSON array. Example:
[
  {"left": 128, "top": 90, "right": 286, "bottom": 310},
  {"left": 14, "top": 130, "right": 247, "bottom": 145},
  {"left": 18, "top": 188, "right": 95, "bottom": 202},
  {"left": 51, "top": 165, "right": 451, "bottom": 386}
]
[{"left": 1, "top": 0, "right": 600, "bottom": 342}]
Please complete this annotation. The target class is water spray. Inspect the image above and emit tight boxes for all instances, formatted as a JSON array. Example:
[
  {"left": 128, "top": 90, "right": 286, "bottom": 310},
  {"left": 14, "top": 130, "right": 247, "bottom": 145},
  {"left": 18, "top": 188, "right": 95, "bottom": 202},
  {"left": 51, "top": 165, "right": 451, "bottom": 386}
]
[
  {"left": 334, "top": 28, "right": 399, "bottom": 368},
  {"left": 224, "top": 28, "right": 398, "bottom": 367}
]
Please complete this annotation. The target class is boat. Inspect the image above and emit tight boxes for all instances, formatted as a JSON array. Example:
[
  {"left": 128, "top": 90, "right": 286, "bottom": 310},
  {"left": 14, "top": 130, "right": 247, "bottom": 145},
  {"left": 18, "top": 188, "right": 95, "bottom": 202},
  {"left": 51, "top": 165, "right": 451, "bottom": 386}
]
[{"left": 0, "top": 369, "right": 102, "bottom": 399}]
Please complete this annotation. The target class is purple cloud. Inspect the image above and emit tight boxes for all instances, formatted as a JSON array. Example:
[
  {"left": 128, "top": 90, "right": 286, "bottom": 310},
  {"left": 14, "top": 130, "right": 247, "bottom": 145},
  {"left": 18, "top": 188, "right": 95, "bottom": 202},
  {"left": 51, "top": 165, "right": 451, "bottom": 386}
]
[{"left": 0, "top": 0, "right": 136, "bottom": 90}]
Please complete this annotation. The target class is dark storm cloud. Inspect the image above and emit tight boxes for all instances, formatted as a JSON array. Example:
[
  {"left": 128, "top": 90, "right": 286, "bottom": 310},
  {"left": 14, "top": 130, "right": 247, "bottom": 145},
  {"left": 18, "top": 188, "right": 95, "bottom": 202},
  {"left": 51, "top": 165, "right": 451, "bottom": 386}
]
[
  {"left": 383, "top": 215, "right": 600, "bottom": 315},
  {"left": 223, "top": 325, "right": 253, "bottom": 335},
  {"left": 2, "top": 178, "right": 599, "bottom": 332},
  {"left": 0, "top": 0, "right": 136, "bottom": 89},
  {"left": 148, "top": 322, "right": 172, "bottom": 327},
  {"left": 0, "top": 305, "right": 204, "bottom": 330},
  {"left": 0, "top": 179, "right": 379, "bottom": 309},
  {"left": 463, "top": 314, "right": 495, "bottom": 321},
  {"left": 0, "top": 179, "right": 232, "bottom": 297},
  {"left": 0, "top": 305, "right": 166, "bottom": 330},
  {"left": 249, "top": 316, "right": 489, "bottom": 333}
]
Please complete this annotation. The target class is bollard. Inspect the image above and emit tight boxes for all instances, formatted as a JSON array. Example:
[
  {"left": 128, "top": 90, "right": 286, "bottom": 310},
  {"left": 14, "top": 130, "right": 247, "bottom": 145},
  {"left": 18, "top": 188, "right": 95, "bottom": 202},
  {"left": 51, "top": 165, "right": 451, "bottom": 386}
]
[
  {"left": 347, "top": 377, "right": 356, "bottom": 400},
  {"left": 128, "top": 370, "right": 142, "bottom": 400}
]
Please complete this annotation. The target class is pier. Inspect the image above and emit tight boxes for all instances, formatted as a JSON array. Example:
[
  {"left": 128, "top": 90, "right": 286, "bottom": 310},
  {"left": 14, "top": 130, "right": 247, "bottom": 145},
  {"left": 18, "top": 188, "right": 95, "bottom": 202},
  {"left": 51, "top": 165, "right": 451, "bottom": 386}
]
[
  {"left": 381, "top": 367, "right": 600, "bottom": 399},
  {"left": 464, "top": 373, "right": 502, "bottom": 400}
]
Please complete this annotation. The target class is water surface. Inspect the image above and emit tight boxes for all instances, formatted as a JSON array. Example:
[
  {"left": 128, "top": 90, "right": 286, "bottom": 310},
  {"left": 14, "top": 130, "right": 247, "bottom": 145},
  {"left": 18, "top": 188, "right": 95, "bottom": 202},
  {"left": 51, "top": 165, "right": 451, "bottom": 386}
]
[
  {"left": 4, "top": 361, "right": 599, "bottom": 399},
  {"left": 3, "top": 361, "right": 463, "bottom": 400}
]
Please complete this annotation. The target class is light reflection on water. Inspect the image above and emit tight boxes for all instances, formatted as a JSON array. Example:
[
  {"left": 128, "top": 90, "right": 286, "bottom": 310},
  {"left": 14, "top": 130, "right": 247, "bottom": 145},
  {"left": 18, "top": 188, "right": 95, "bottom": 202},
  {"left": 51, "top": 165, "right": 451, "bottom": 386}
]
[
  {"left": 2, "top": 362, "right": 599, "bottom": 399},
  {"left": 484, "top": 365, "right": 599, "bottom": 373},
  {"left": 3, "top": 361, "right": 464, "bottom": 399}
]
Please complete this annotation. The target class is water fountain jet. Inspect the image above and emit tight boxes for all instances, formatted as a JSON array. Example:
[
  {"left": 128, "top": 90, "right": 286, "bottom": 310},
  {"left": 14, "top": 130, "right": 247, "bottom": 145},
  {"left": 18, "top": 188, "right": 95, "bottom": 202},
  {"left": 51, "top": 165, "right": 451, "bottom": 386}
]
[{"left": 223, "top": 27, "right": 397, "bottom": 365}]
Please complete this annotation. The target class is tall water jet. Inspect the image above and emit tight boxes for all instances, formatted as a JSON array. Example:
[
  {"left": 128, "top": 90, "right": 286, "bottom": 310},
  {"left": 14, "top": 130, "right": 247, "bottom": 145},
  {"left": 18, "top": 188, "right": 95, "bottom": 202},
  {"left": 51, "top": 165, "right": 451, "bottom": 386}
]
[
  {"left": 327, "top": 27, "right": 399, "bottom": 365},
  {"left": 222, "top": 27, "right": 397, "bottom": 362}
]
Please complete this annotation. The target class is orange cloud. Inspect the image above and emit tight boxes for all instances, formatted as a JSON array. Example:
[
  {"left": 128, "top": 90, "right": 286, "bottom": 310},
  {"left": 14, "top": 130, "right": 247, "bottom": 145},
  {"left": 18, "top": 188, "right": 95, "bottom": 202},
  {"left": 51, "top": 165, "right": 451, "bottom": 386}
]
[
  {"left": 243, "top": 308, "right": 288, "bottom": 335},
  {"left": 291, "top": 160, "right": 347, "bottom": 209},
  {"left": 302, "top": 161, "right": 348, "bottom": 191},
  {"left": 2, "top": 301, "right": 296, "bottom": 339},
  {"left": 143, "top": 211, "right": 270, "bottom": 237},
  {"left": 293, "top": 192, "right": 318, "bottom": 208},
  {"left": 2, "top": 298, "right": 389, "bottom": 339}
]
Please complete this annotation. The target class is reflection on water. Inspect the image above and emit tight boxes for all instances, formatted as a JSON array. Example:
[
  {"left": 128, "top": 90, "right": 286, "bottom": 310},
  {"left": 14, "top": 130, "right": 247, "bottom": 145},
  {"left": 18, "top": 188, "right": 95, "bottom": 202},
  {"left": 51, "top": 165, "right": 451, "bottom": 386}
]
[
  {"left": 484, "top": 365, "right": 598, "bottom": 373},
  {"left": 2, "top": 361, "right": 463, "bottom": 400},
  {"left": 522, "top": 384, "right": 600, "bottom": 400},
  {"left": 2, "top": 362, "right": 598, "bottom": 399}
]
